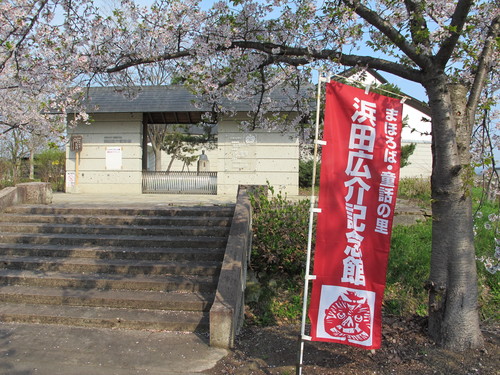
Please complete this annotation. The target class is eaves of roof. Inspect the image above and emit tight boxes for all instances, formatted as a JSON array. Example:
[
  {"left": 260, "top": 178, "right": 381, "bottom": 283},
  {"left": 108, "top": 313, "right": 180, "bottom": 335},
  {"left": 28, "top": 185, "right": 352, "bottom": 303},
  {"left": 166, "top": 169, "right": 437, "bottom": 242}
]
[
  {"left": 80, "top": 85, "right": 211, "bottom": 113},
  {"left": 79, "top": 85, "right": 304, "bottom": 114}
]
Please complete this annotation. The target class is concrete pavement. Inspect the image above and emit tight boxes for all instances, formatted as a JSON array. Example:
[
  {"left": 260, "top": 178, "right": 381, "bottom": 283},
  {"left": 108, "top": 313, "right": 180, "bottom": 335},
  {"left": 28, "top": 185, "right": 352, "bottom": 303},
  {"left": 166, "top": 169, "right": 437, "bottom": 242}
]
[{"left": 0, "top": 322, "right": 227, "bottom": 375}]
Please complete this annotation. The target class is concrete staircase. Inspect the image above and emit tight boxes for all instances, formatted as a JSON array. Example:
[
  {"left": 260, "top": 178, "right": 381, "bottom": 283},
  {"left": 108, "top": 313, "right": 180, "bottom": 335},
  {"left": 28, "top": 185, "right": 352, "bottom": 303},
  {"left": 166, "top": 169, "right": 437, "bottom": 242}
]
[{"left": 0, "top": 204, "right": 234, "bottom": 333}]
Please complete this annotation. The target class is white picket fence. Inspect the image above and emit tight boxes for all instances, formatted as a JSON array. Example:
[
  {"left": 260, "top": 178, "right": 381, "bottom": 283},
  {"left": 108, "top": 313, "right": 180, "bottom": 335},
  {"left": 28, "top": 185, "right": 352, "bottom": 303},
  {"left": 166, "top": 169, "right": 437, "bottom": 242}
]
[{"left": 142, "top": 171, "right": 217, "bottom": 195}]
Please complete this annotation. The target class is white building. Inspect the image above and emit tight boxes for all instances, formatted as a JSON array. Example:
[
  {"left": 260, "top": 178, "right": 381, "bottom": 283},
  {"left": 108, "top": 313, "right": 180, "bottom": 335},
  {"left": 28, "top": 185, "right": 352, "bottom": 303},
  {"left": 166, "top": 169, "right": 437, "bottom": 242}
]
[{"left": 65, "top": 86, "right": 300, "bottom": 196}]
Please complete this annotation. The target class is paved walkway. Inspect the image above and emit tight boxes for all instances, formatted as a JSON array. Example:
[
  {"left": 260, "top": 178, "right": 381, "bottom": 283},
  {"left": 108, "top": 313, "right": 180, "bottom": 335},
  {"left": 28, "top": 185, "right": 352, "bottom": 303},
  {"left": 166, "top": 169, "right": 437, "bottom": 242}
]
[
  {"left": 0, "top": 192, "right": 236, "bottom": 375},
  {"left": 0, "top": 322, "right": 227, "bottom": 375},
  {"left": 52, "top": 192, "right": 238, "bottom": 206}
]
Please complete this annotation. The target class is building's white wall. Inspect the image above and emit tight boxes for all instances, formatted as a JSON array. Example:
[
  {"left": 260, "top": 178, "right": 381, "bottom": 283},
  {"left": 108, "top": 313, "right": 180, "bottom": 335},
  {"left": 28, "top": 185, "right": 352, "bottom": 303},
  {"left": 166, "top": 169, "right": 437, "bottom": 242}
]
[
  {"left": 66, "top": 113, "right": 143, "bottom": 194},
  {"left": 401, "top": 103, "right": 432, "bottom": 143},
  {"left": 400, "top": 103, "right": 432, "bottom": 178},
  {"left": 66, "top": 113, "right": 300, "bottom": 196},
  {"left": 217, "top": 121, "right": 299, "bottom": 196},
  {"left": 400, "top": 142, "right": 432, "bottom": 179}
]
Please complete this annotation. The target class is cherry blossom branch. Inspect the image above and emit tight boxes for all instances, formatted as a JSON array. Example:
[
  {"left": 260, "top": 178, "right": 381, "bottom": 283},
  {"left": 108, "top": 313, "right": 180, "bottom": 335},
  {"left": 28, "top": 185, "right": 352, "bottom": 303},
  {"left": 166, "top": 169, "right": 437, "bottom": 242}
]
[
  {"left": 0, "top": 122, "right": 26, "bottom": 135},
  {"left": 105, "top": 51, "right": 190, "bottom": 74},
  {"left": 0, "top": 0, "right": 50, "bottom": 72},
  {"left": 435, "top": 0, "right": 474, "bottom": 68},
  {"left": 230, "top": 41, "right": 424, "bottom": 83},
  {"left": 403, "top": 0, "right": 431, "bottom": 49},
  {"left": 466, "top": 15, "right": 500, "bottom": 125},
  {"left": 342, "top": 0, "right": 433, "bottom": 70}
]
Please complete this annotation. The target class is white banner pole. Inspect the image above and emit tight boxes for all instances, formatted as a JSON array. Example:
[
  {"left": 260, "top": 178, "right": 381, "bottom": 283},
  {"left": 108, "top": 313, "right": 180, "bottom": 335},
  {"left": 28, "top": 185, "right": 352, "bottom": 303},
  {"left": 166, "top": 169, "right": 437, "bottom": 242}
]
[{"left": 297, "top": 71, "right": 328, "bottom": 375}]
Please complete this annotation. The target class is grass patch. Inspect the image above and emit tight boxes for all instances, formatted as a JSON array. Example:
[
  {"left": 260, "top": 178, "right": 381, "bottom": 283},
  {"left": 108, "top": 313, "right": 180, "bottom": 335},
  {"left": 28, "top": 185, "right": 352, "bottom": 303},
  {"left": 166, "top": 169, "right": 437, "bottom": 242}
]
[
  {"left": 472, "top": 188, "right": 499, "bottom": 322},
  {"left": 397, "top": 177, "right": 432, "bottom": 206},
  {"left": 385, "top": 219, "right": 432, "bottom": 317}
]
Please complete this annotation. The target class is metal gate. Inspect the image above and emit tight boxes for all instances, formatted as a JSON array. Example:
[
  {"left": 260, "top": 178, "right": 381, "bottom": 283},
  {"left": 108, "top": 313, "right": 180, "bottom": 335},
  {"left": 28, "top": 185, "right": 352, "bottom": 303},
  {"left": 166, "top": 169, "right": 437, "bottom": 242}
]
[{"left": 142, "top": 171, "right": 217, "bottom": 195}]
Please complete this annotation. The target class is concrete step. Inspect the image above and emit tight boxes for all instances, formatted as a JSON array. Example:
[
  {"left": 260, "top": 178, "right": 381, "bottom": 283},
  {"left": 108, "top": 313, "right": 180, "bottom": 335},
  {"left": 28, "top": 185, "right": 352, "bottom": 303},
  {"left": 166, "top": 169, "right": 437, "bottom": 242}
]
[
  {"left": 0, "top": 256, "right": 221, "bottom": 276},
  {"left": 5, "top": 205, "right": 235, "bottom": 218},
  {"left": 0, "top": 222, "right": 230, "bottom": 237},
  {"left": 0, "top": 203, "right": 231, "bottom": 333},
  {"left": 0, "top": 232, "right": 228, "bottom": 248},
  {"left": 0, "top": 213, "right": 233, "bottom": 227},
  {"left": 0, "top": 269, "right": 218, "bottom": 292},
  {"left": 0, "top": 302, "right": 209, "bottom": 331},
  {"left": 0, "top": 285, "right": 213, "bottom": 311},
  {"left": 0, "top": 243, "right": 225, "bottom": 262}
]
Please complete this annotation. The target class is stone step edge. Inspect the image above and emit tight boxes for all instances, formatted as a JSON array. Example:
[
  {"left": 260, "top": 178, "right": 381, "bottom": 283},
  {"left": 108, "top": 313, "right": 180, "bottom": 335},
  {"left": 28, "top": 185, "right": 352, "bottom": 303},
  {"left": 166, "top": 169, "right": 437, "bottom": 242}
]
[
  {"left": 0, "top": 232, "right": 228, "bottom": 243},
  {"left": 0, "top": 302, "right": 209, "bottom": 332},
  {"left": 0, "top": 285, "right": 214, "bottom": 311},
  {"left": 0, "top": 257, "right": 221, "bottom": 277},
  {"left": 0, "top": 213, "right": 233, "bottom": 224},
  {"left": 0, "top": 222, "right": 231, "bottom": 233},
  {"left": 0, "top": 255, "right": 222, "bottom": 268},
  {"left": 0, "top": 269, "right": 218, "bottom": 292},
  {"left": 5, "top": 205, "right": 235, "bottom": 217},
  {"left": 0, "top": 243, "right": 225, "bottom": 261}
]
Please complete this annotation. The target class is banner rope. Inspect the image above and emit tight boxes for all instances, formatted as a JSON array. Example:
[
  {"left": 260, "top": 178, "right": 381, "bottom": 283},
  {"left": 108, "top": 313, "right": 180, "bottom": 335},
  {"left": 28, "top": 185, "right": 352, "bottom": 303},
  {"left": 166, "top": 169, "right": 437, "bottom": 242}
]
[{"left": 323, "top": 72, "right": 410, "bottom": 103}]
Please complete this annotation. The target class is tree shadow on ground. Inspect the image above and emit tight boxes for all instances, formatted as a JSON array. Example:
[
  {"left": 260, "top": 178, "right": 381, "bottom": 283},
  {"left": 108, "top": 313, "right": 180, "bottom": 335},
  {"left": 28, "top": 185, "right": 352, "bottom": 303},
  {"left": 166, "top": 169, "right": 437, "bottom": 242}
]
[{"left": 205, "top": 317, "right": 500, "bottom": 375}]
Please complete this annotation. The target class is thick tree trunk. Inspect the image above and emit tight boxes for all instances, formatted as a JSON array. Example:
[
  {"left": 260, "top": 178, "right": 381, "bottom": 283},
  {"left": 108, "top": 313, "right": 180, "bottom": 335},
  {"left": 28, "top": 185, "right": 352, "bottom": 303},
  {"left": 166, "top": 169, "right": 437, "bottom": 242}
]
[
  {"left": 147, "top": 124, "right": 166, "bottom": 172},
  {"left": 425, "top": 77, "right": 483, "bottom": 350},
  {"left": 153, "top": 146, "right": 162, "bottom": 171}
]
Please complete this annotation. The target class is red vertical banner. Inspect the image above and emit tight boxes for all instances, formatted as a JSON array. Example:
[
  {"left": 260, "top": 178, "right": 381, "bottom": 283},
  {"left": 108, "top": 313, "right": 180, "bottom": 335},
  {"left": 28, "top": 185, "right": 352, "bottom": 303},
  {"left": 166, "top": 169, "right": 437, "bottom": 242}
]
[{"left": 308, "top": 81, "right": 403, "bottom": 349}]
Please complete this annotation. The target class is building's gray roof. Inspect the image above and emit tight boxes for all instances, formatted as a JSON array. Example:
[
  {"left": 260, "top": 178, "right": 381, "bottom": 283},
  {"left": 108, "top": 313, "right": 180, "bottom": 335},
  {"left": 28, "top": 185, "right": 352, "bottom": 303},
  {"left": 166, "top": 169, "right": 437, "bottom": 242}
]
[
  {"left": 80, "top": 78, "right": 431, "bottom": 123},
  {"left": 82, "top": 85, "right": 211, "bottom": 113},
  {"left": 80, "top": 85, "right": 305, "bottom": 124},
  {"left": 82, "top": 85, "right": 306, "bottom": 112}
]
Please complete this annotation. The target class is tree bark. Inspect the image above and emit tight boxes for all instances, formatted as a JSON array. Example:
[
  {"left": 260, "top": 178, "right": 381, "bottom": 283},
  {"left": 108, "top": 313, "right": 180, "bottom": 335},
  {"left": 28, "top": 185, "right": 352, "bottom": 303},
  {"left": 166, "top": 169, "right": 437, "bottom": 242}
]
[
  {"left": 153, "top": 146, "right": 162, "bottom": 171},
  {"left": 147, "top": 124, "right": 166, "bottom": 172},
  {"left": 425, "top": 76, "right": 483, "bottom": 350},
  {"left": 29, "top": 149, "right": 34, "bottom": 180}
]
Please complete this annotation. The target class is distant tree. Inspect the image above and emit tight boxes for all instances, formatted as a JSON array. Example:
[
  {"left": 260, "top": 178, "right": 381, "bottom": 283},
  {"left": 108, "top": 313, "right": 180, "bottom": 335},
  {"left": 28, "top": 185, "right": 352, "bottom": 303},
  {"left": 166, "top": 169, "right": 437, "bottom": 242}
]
[
  {"left": 162, "top": 124, "right": 217, "bottom": 172},
  {"left": 34, "top": 148, "right": 66, "bottom": 191}
]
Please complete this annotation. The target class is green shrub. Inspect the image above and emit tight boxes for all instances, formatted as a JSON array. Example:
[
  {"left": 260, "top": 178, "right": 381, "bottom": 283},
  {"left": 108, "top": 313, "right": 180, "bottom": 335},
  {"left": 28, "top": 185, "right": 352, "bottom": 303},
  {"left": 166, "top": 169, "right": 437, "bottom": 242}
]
[
  {"left": 299, "top": 159, "right": 320, "bottom": 188},
  {"left": 249, "top": 185, "right": 311, "bottom": 281},
  {"left": 34, "top": 149, "right": 66, "bottom": 192},
  {"left": 247, "top": 185, "right": 310, "bottom": 325},
  {"left": 400, "top": 143, "right": 416, "bottom": 168}
]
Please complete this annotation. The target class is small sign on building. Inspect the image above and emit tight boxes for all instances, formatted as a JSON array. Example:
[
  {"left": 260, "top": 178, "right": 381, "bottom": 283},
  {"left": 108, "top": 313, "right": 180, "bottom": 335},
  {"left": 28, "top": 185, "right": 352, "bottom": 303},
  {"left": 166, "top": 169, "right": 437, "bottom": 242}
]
[
  {"left": 106, "top": 146, "right": 122, "bottom": 170},
  {"left": 70, "top": 136, "right": 83, "bottom": 152}
]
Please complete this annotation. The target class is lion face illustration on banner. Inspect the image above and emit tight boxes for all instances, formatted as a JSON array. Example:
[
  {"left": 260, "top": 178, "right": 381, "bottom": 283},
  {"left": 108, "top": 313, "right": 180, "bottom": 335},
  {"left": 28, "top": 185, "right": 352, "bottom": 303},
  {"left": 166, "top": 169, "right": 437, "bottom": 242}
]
[{"left": 324, "top": 290, "right": 371, "bottom": 342}]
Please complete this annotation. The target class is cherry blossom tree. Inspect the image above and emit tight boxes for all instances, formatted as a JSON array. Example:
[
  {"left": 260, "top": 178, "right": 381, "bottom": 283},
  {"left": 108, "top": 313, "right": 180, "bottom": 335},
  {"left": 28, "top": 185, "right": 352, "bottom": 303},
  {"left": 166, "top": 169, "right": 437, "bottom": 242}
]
[{"left": 0, "top": 0, "right": 92, "bottom": 139}]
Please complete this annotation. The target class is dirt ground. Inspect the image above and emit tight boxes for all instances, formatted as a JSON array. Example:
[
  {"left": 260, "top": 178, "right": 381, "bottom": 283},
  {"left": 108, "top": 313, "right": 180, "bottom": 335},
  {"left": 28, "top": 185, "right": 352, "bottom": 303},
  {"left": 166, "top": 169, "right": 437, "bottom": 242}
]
[{"left": 204, "top": 316, "right": 499, "bottom": 375}]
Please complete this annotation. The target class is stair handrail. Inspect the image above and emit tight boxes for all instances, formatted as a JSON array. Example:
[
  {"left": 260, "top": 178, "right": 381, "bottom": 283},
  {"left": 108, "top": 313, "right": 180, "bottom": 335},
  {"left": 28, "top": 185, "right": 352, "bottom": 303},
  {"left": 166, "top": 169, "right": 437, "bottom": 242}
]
[
  {"left": 0, "top": 182, "right": 52, "bottom": 212},
  {"left": 209, "top": 185, "right": 260, "bottom": 348}
]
